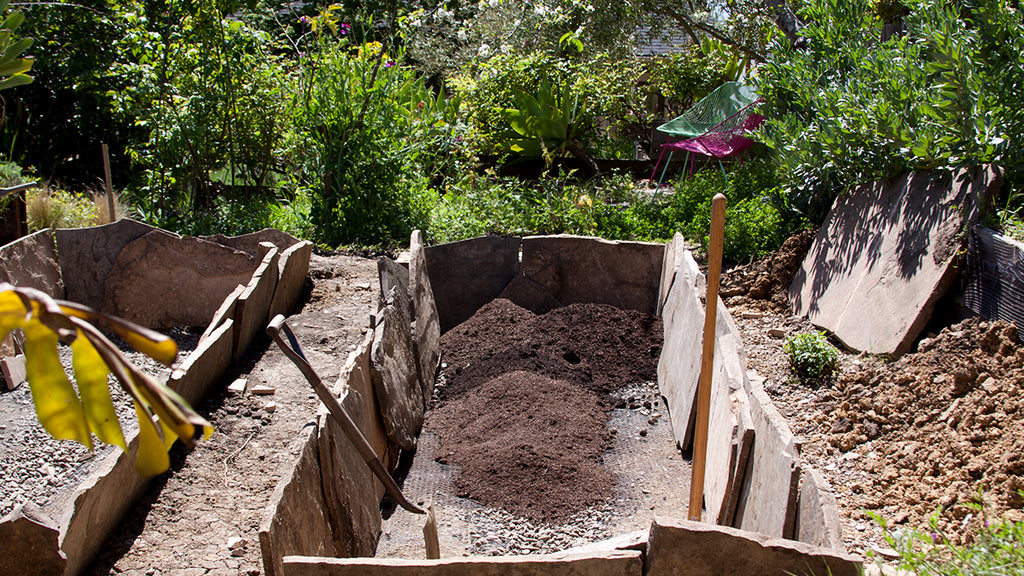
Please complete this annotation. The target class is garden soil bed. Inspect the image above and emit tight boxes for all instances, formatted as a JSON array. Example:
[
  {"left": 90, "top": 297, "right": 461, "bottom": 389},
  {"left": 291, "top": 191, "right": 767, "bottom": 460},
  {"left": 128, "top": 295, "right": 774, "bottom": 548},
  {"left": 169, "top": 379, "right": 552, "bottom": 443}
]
[{"left": 4, "top": 233, "right": 1020, "bottom": 575}]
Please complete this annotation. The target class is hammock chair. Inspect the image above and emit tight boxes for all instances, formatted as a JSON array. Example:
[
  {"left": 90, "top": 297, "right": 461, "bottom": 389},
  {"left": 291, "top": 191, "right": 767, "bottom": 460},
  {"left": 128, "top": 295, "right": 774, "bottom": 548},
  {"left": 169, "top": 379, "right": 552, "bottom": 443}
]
[{"left": 650, "top": 82, "right": 763, "bottom": 188}]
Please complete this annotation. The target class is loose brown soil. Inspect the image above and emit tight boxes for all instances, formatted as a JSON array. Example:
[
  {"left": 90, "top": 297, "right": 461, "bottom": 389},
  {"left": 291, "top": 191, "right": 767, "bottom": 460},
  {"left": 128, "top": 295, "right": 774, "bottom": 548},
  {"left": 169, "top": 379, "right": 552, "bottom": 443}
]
[
  {"left": 430, "top": 299, "right": 664, "bottom": 524},
  {"left": 724, "top": 230, "right": 1024, "bottom": 551}
]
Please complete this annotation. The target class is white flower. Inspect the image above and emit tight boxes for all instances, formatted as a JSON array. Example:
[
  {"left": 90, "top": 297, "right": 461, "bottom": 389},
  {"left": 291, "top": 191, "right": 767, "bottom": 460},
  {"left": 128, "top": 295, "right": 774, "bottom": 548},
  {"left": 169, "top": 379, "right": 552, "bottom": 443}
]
[
  {"left": 500, "top": 43, "right": 512, "bottom": 53},
  {"left": 478, "top": 43, "right": 491, "bottom": 58},
  {"left": 489, "top": 0, "right": 500, "bottom": 6},
  {"left": 534, "top": 3, "right": 547, "bottom": 16},
  {"left": 457, "top": 28, "right": 468, "bottom": 41}
]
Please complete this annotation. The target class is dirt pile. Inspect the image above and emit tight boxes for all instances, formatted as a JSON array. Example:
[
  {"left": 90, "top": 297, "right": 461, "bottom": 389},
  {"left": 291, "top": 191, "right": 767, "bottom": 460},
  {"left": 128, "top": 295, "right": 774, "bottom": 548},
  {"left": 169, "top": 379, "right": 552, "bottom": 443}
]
[
  {"left": 428, "top": 371, "right": 614, "bottom": 523},
  {"left": 823, "top": 318, "right": 1024, "bottom": 538},
  {"left": 720, "top": 229, "right": 815, "bottom": 311},
  {"left": 429, "top": 299, "right": 663, "bottom": 523}
]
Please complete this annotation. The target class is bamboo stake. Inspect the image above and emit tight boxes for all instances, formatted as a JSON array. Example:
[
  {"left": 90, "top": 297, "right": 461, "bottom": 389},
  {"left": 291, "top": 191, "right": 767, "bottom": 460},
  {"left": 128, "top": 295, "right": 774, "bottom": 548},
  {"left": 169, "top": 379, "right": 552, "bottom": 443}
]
[
  {"left": 101, "top": 144, "right": 116, "bottom": 222},
  {"left": 688, "top": 193, "right": 727, "bottom": 522}
]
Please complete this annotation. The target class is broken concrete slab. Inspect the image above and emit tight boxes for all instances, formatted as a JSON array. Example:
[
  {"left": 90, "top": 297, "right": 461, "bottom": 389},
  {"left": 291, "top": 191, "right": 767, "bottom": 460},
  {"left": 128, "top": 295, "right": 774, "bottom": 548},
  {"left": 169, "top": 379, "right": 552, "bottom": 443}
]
[
  {"left": 496, "top": 273, "right": 563, "bottom": 315},
  {"left": 370, "top": 304, "right": 424, "bottom": 451},
  {"left": 1, "top": 353, "right": 26, "bottom": 390},
  {"left": 269, "top": 240, "right": 313, "bottom": 321},
  {"left": 282, "top": 549, "right": 643, "bottom": 576},
  {"left": 260, "top": 423, "right": 337, "bottom": 576},
  {"left": 734, "top": 372, "right": 801, "bottom": 539},
  {"left": 168, "top": 320, "right": 235, "bottom": 406},
  {"left": 55, "top": 219, "right": 157, "bottom": 309},
  {"left": 645, "top": 517, "right": 860, "bottom": 576},
  {"left": 423, "top": 236, "right": 521, "bottom": 334},
  {"left": 0, "top": 228, "right": 64, "bottom": 299},
  {"left": 522, "top": 235, "right": 663, "bottom": 315},
  {"left": 317, "top": 386, "right": 381, "bottom": 557},
  {"left": 796, "top": 466, "right": 845, "bottom": 551},
  {"left": 409, "top": 230, "right": 441, "bottom": 401},
  {"left": 790, "top": 165, "right": 1001, "bottom": 357},
  {"left": 101, "top": 230, "right": 258, "bottom": 329},
  {"left": 203, "top": 229, "right": 301, "bottom": 256},
  {"left": 0, "top": 503, "right": 67, "bottom": 576},
  {"left": 234, "top": 245, "right": 280, "bottom": 359}
]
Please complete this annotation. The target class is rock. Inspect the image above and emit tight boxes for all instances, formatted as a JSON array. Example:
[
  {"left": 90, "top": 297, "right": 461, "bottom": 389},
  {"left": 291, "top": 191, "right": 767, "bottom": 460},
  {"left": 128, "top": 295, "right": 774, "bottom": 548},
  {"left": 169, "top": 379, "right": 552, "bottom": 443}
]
[
  {"left": 0, "top": 228, "right": 64, "bottom": 299},
  {"left": 1, "top": 354, "right": 26, "bottom": 390},
  {"left": 424, "top": 236, "right": 521, "bottom": 333},
  {"left": 409, "top": 230, "right": 442, "bottom": 400},
  {"left": 789, "top": 165, "right": 1000, "bottom": 357},
  {"left": 251, "top": 385, "right": 276, "bottom": 396},
  {"left": 228, "top": 379, "right": 247, "bottom": 394},
  {"left": 370, "top": 303, "right": 424, "bottom": 451},
  {"left": 101, "top": 230, "right": 258, "bottom": 329},
  {"left": 56, "top": 219, "right": 158, "bottom": 309},
  {"left": 264, "top": 401, "right": 277, "bottom": 413},
  {"left": 768, "top": 328, "right": 787, "bottom": 338}
]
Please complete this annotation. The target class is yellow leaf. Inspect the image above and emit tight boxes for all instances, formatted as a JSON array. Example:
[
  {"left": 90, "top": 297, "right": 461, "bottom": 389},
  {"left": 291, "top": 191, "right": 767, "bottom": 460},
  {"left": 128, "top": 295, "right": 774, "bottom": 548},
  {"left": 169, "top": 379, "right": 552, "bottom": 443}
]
[
  {"left": 133, "top": 403, "right": 169, "bottom": 476},
  {"left": 72, "top": 333, "right": 126, "bottom": 450},
  {"left": 59, "top": 303, "right": 178, "bottom": 366},
  {"left": 23, "top": 318, "right": 92, "bottom": 449},
  {"left": 0, "top": 288, "right": 28, "bottom": 340}
]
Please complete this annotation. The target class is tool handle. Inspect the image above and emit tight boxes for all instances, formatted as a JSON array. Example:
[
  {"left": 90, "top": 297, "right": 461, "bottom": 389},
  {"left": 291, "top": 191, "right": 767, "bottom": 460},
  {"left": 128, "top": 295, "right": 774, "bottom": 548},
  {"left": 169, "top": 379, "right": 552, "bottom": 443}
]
[
  {"left": 688, "top": 193, "right": 726, "bottom": 522},
  {"left": 267, "top": 315, "right": 426, "bottom": 515}
]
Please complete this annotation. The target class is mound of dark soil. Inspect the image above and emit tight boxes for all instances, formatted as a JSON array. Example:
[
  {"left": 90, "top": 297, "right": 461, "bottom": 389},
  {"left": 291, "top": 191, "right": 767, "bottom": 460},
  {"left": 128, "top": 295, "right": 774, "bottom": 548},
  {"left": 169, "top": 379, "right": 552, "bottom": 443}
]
[
  {"left": 430, "top": 299, "right": 663, "bottom": 523},
  {"left": 439, "top": 299, "right": 662, "bottom": 401},
  {"left": 428, "top": 371, "right": 614, "bottom": 523}
]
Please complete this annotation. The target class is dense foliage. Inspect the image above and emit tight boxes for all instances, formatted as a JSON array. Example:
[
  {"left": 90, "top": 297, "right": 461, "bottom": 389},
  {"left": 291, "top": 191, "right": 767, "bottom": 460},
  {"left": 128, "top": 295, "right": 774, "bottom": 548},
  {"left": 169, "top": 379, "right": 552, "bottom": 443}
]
[{"left": 756, "top": 0, "right": 1024, "bottom": 223}]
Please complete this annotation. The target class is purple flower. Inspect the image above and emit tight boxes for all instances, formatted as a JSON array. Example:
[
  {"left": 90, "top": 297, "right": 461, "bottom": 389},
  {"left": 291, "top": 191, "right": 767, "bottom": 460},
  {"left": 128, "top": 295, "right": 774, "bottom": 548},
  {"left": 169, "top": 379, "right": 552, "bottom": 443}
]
[
  {"left": 384, "top": 60, "right": 395, "bottom": 68},
  {"left": 339, "top": 23, "right": 352, "bottom": 35},
  {"left": 300, "top": 15, "right": 311, "bottom": 25}
]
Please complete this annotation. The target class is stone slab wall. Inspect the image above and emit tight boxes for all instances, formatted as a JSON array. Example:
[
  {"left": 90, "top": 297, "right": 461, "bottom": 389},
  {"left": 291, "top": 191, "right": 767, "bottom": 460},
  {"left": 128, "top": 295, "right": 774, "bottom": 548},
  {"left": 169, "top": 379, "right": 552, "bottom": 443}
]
[
  {"left": 281, "top": 550, "right": 644, "bottom": 576},
  {"left": 0, "top": 228, "right": 64, "bottom": 298}
]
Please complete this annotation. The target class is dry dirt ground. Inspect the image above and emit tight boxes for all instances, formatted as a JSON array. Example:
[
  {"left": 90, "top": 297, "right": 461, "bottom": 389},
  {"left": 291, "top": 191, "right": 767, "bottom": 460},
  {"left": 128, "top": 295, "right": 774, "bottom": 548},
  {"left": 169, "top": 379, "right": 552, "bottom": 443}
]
[{"left": 16, "top": 233, "right": 1018, "bottom": 575}]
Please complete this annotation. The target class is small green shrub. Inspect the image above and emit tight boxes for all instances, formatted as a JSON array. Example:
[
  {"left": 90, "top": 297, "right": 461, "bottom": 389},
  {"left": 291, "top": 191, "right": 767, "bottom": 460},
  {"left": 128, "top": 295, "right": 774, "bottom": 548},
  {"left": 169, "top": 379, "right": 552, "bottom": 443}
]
[
  {"left": 783, "top": 331, "right": 840, "bottom": 380},
  {"left": 27, "top": 186, "right": 97, "bottom": 230}
]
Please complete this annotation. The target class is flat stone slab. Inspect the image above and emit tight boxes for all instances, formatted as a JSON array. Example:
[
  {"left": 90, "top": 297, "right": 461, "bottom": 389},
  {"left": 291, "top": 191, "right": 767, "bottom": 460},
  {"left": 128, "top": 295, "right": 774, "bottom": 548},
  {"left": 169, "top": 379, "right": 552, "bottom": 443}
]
[
  {"left": 102, "top": 230, "right": 258, "bottom": 329},
  {"left": 260, "top": 424, "right": 336, "bottom": 576},
  {"left": 424, "top": 236, "right": 521, "bottom": 334},
  {"left": 645, "top": 517, "right": 861, "bottom": 576},
  {"left": 0, "top": 503, "right": 66, "bottom": 576},
  {"left": 409, "top": 230, "right": 441, "bottom": 399},
  {"left": 790, "top": 166, "right": 1001, "bottom": 356},
  {"left": 1, "top": 354, "right": 26, "bottom": 390},
  {"left": 56, "top": 219, "right": 157, "bottom": 309},
  {"left": 269, "top": 240, "right": 313, "bottom": 320},
  {"left": 203, "top": 228, "right": 301, "bottom": 256},
  {"left": 496, "top": 273, "right": 563, "bottom": 315},
  {"left": 657, "top": 233, "right": 687, "bottom": 317},
  {"left": 282, "top": 549, "right": 643, "bottom": 576},
  {"left": 704, "top": 334, "right": 753, "bottom": 526},
  {"left": 371, "top": 304, "right": 424, "bottom": 451},
  {"left": 734, "top": 372, "right": 801, "bottom": 539},
  {"left": 0, "top": 228, "right": 64, "bottom": 299},
  {"left": 522, "top": 235, "right": 663, "bottom": 315},
  {"left": 378, "top": 256, "right": 413, "bottom": 320},
  {"left": 234, "top": 245, "right": 280, "bottom": 358},
  {"left": 317, "top": 386, "right": 381, "bottom": 558},
  {"left": 796, "top": 466, "right": 845, "bottom": 550}
]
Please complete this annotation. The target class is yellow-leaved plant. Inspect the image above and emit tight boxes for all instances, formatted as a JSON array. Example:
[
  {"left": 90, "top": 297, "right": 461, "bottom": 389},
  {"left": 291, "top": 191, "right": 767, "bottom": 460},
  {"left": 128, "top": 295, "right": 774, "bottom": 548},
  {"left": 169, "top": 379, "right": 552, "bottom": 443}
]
[{"left": 0, "top": 282, "right": 213, "bottom": 476}]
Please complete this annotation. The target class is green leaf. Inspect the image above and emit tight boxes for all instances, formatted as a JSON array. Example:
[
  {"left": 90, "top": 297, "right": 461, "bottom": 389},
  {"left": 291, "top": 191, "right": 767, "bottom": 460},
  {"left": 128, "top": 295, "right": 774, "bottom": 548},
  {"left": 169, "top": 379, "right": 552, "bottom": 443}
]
[
  {"left": 0, "top": 71, "right": 30, "bottom": 90},
  {"left": 0, "top": 56, "right": 32, "bottom": 78},
  {"left": 23, "top": 318, "right": 92, "bottom": 449},
  {"left": 72, "top": 333, "right": 126, "bottom": 450}
]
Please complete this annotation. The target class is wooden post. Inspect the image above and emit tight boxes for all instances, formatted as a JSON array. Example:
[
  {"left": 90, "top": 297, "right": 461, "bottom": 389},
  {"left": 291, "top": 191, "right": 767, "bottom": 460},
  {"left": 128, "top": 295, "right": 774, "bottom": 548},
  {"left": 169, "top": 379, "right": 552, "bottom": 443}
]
[
  {"left": 101, "top": 143, "right": 116, "bottom": 222},
  {"left": 688, "top": 193, "right": 727, "bottom": 522}
]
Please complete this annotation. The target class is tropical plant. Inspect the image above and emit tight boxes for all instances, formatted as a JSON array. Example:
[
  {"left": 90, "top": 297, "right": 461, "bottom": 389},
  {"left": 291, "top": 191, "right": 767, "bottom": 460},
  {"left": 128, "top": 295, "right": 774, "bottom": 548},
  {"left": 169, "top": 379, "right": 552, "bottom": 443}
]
[
  {"left": 0, "top": 0, "right": 33, "bottom": 91},
  {"left": 493, "top": 79, "right": 600, "bottom": 177},
  {"left": 1, "top": 284, "right": 212, "bottom": 476}
]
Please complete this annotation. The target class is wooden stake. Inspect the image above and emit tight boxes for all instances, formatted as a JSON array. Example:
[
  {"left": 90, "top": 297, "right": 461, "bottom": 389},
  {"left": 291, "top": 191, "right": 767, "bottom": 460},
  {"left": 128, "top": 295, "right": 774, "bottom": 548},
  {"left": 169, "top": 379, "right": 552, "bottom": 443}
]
[
  {"left": 688, "top": 193, "right": 727, "bottom": 522},
  {"left": 101, "top": 143, "right": 116, "bottom": 222}
]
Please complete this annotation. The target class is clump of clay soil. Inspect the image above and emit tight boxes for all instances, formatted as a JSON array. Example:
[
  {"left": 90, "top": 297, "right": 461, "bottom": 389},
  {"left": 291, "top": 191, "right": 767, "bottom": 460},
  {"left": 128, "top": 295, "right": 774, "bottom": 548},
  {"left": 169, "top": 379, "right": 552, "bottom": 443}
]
[
  {"left": 429, "top": 299, "right": 663, "bottom": 523},
  {"left": 824, "top": 318, "right": 1024, "bottom": 539},
  {"left": 720, "top": 229, "right": 815, "bottom": 311},
  {"left": 429, "top": 371, "right": 614, "bottom": 523}
]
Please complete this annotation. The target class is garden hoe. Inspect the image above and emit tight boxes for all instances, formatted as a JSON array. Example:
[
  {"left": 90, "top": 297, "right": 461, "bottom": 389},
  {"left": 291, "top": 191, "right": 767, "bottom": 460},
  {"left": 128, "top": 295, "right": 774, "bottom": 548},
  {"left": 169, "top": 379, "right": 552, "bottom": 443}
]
[{"left": 267, "top": 314, "right": 441, "bottom": 559}]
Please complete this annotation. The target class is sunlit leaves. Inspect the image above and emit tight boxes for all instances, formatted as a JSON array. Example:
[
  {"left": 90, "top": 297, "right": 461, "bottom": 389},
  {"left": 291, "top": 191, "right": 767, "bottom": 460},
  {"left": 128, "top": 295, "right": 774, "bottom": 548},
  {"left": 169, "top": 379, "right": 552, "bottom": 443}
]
[{"left": 1, "top": 283, "right": 213, "bottom": 476}]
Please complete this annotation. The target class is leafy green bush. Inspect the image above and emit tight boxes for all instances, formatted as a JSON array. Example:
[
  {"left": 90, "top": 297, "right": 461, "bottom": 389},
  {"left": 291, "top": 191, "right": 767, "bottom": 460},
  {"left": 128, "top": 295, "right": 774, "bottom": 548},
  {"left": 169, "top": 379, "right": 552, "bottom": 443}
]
[
  {"left": 27, "top": 186, "right": 97, "bottom": 230},
  {"left": 783, "top": 331, "right": 840, "bottom": 381},
  {"left": 756, "top": 0, "right": 1024, "bottom": 224}
]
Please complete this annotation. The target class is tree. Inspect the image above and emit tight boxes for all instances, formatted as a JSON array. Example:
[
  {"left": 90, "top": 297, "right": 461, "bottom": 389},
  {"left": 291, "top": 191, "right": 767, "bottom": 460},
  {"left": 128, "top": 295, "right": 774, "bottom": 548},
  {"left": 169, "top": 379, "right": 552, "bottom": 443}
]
[{"left": 1, "top": 283, "right": 212, "bottom": 476}]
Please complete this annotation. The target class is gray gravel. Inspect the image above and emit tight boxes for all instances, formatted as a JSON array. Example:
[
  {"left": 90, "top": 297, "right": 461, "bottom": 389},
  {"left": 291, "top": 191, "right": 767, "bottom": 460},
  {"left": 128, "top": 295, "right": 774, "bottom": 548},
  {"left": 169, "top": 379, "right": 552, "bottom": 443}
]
[{"left": 0, "top": 329, "right": 199, "bottom": 519}]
